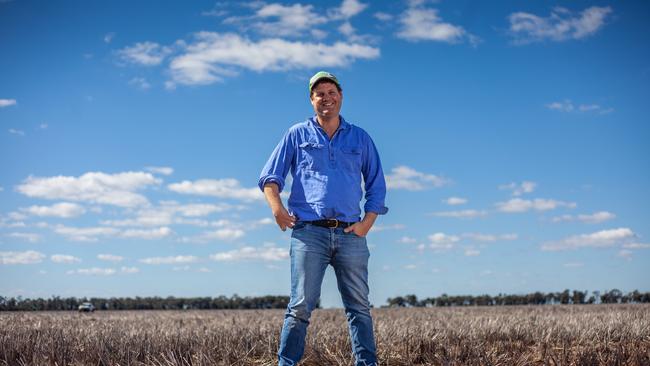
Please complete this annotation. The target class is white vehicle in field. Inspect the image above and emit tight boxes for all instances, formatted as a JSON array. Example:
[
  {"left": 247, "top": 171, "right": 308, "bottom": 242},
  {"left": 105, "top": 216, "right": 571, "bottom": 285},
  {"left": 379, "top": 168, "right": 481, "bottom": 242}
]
[{"left": 78, "top": 302, "right": 95, "bottom": 312}]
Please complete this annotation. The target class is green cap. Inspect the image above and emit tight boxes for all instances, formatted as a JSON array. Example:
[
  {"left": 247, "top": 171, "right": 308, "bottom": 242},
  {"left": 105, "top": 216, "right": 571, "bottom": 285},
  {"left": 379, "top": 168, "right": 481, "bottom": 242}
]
[{"left": 309, "top": 71, "right": 341, "bottom": 92}]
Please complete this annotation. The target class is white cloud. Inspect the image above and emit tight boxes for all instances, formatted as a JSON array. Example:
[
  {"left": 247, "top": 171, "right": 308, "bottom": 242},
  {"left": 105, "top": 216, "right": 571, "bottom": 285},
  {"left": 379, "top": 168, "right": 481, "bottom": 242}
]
[
  {"left": 431, "top": 209, "right": 487, "bottom": 219},
  {"left": 210, "top": 246, "right": 288, "bottom": 262},
  {"left": 370, "top": 223, "right": 405, "bottom": 232},
  {"left": 145, "top": 166, "right": 174, "bottom": 175},
  {"left": 181, "top": 228, "right": 245, "bottom": 243},
  {"left": 237, "top": 3, "right": 326, "bottom": 37},
  {"left": 396, "top": 4, "right": 471, "bottom": 43},
  {"left": 464, "top": 248, "right": 480, "bottom": 256},
  {"left": 117, "top": 42, "right": 172, "bottom": 66},
  {"left": 496, "top": 198, "right": 576, "bottom": 213},
  {"left": 541, "top": 227, "right": 635, "bottom": 251},
  {"left": 622, "top": 243, "right": 650, "bottom": 249},
  {"left": 499, "top": 181, "right": 536, "bottom": 196},
  {"left": 462, "top": 233, "right": 518, "bottom": 242},
  {"left": 398, "top": 236, "right": 417, "bottom": 244},
  {"left": 0, "top": 99, "right": 17, "bottom": 107},
  {"left": 120, "top": 227, "right": 172, "bottom": 240},
  {"left": 139, "top": 255, "right": 199, "bottom": 265},
  {"left": 67, "top": 267, "right": 116, "bottom": 276},
  {"left": 563, "top": 262, "right": 584, "bottom": 268},
  {"left": 374, "top": 12, "right": 393, "bottom": 22},
  {"left": 9, "top": 128, "right": 25, "bottom": 136},
  {"left": 8, "top": 232, "right": 41, "bottom": 243},
  {"left": 0, "top": 250, "right": 45, "bottom": 264},
  {"left": 551, "top": 211, "right": 616, "bottom": 224},
  {"left": 444, "top": 197, "right": 467, "bottom": 205},
  {"left": 428, "top": 232, "right": 460, "bottom": 250},
  {"left": 39, "top": 123, "right": 48, "bottom": 129},
  {"left": 97, "top": 254, "right": 124, "bottom": 262},
  {"left": 197, "top": 267, "right": 212, "bottom": 273},
  {"left": 547, "top": 100, "right": 614, "bottom": 114},
  {"left": 329, "top": 0, "right": 368, "bottom": 20},
  {"left": 509, "top": 6, "right": 612, "bottom": 44},
  {"left": 617, "top": 249, "right": 633, "bottom": 261},
  {"left": 167, "top": 32, "right": 379, "bottom": 86},
  {"left": 104, "top": 32, "right": 115, "bottom": 43},
  {"left": 385, "top": 165, "right": 449, "bottom": 190},
  {"left": 129, "top": 77, "right": 151, "bottom": 90},
  {"left": 168, "top": 178, "right": 263, "bottom": 201},
  {"left": 51, "top": 254, "right": 81, "bottom": 264},
  {"left": 21, "top": 202, "right": 86, "bottom": 218},
  {"left": 404, "top": 264, "right": 417, "bottom": 270},
  {"left": 120, "top": 266, "right": 140, "bottom": 274},
  {"left": 53, "top": 225, "right": 119, "bottom": 242},
  {"left": 17, "top": 171, "right": 160, "bottom": 208}
]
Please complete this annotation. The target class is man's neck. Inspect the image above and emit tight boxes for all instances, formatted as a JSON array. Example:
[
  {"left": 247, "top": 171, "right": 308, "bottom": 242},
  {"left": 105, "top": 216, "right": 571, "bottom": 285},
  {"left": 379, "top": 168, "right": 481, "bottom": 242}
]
[{"left": 316, "top": 115, "right": 340, "bottom": 139}]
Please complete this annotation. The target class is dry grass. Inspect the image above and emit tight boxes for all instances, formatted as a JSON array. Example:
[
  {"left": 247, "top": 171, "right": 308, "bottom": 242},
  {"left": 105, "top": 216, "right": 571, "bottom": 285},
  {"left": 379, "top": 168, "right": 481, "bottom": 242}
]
[{"left": 1, "top": 304, "right": 649, "bottom": 365}]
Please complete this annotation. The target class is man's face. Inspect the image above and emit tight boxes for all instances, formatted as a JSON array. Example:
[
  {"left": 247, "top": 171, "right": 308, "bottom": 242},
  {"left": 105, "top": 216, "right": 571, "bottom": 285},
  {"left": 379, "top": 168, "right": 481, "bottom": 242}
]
[{"left": 310, "top": 81, "right": 342, "bottom": 120}]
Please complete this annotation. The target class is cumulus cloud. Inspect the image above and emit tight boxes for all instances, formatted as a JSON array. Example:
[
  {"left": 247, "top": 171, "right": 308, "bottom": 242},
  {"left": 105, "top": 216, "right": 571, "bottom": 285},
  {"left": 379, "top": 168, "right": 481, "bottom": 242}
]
[
  {"left": 97, "top": 254, "right": 124, "bottom": 262},
  {"left": 120, "top": 227, "right": 172, "bottom": 240},
  {"left": 168, "top": 178, "right": 263, "bottom": 201},
  {"left": 129, "top": 77, "right": 151, "bottom": 90},
  {"left": 180, "top": 228, "right": 246, "bottom": 243},
  {"left": 430, "top": 209, "right": 487, "bottom": 219},
  {"left": 0, "top": 250, "right": 45, "bottom": 264},
  {"left": 464, "top": 248, "right": 480, "bottom": 256},
  {"left": 370, "top": 223, "right": 406, "bottom": 232},
  {"left": 8, "top": 232, "right": 41, "bottom": 243},
  {"left": 67, "top": 267, "right": 116, "bottom": 276},
  {"left": 398, "top": 236, "right": 417, "bottom": 244},
  {"left": 496, "top": 198, "right": 576, "bottom": 213},
  {"left": 385, "top": 166, "right": 448, "bottom": 190},
  {"left": 541, "top": 227, "right": 635, "bottom": 251},
  {"left": 329, "top": 0, "right": 368, "bottom": 20},
  {"left": 139, "top": 255, "right": 199, "bottom": 265},
  {"left": 546, "top": 100, "right": 614, "bottom": 114},
  {"left": 167, "top": 32, "right": 379, "bottom": 86},
  {"left": 622, "top": 243, "right": 650, "bottom": 249},
  {"left": 551, "top": 211, "right": 616, "bottom": 224},
  {"left": 428, "top": 232, "right": 460, "bottom": 250},
  {"left": 51, "top": 254, "right": 81, "bottom": 264},
  {"left": 226, "top": 3, "right": 326, "bottom": 37},
  {"left": 444, "top": 197, "right": 467, "bottom": 205},
  {"left": 210, "top": 245, "right": 288, "bottom": 262},
  {"left": 21, "top": 202, "right": 86, "bottom": 218},
  {"left": 16, "top": 171, "right": 160, "bottom": 208},
  {"left": 53, "top": 225, "right": 119, "bottom": 242},
  {"left": 0, "top": 99, "right": 17, "bottom": 107},
  {"left": 499, "top": 181, "right": 536, "bottom": 196},
  {"left": 509, "top": 6, "right": 612, "bottom": 44},
  {"left": 462, "top": 233, "right": 518, "bottom": 242},
  {"left": 120, "top": 266, "right": 140, "bottom": 274},
  {"left": 9, "top": 128, "right": 25, "bottom": 136},
  {"left": 144, "top": 166, "right": 174, "bottom": 175},
  {"left": 396, "top": 2, "right": 473, "bottom": 44},
  {"left": 117, "top": 42, "right": 172, "bottom": 66}
]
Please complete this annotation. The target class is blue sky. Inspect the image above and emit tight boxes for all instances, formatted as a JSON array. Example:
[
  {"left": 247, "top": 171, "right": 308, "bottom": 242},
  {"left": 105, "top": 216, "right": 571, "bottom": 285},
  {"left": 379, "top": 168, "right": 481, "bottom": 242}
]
[{"left": 1, "top": 0, "right": 648, "bottom": 308}]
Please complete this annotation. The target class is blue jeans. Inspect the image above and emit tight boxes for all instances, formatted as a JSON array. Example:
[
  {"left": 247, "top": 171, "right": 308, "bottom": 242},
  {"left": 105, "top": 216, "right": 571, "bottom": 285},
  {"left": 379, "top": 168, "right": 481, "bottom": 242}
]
[{"left": 278, "top": 222, "right": 377, "bottom": 366}]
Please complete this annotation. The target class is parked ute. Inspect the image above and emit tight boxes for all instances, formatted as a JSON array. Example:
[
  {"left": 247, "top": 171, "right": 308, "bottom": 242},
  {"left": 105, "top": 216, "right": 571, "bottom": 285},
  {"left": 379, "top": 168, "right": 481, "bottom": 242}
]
[{"left": 78, "top": 302, "right": 95, "bottom": 312}]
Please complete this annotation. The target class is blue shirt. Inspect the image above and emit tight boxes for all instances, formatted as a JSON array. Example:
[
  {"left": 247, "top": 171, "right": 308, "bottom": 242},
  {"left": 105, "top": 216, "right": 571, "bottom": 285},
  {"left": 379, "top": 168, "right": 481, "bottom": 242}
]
[{"left": 258, "top": 116, "right": 388, "bottom": 222}]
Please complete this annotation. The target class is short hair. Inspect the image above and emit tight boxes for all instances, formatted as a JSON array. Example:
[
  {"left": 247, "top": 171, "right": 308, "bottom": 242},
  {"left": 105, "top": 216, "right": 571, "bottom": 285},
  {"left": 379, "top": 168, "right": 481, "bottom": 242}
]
[{"left": 310, "top": 79, "right": 342, "bottom": 97}]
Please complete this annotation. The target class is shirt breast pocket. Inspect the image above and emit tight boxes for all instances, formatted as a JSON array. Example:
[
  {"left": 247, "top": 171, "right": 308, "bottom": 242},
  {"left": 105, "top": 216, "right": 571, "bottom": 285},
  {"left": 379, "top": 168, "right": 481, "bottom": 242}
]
[
  {"left": 298, "top": 141, "right": 325, "bottom": 171},
  {"left": 340, "top": 146, "right": 362, "bottom": 173}
]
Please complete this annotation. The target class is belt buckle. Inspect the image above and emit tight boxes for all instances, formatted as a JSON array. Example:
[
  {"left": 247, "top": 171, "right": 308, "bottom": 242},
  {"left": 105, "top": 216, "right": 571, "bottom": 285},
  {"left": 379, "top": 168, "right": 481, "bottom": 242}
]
[{"left": 330, "top": 219, "right": 339, "bottom": 228}]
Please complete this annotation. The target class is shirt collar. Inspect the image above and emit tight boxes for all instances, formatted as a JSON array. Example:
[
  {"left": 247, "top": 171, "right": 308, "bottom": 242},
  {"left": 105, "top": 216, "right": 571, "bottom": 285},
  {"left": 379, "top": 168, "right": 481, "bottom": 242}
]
[{"left": 309, "top": 115, "right": 350, "bottom": 131}]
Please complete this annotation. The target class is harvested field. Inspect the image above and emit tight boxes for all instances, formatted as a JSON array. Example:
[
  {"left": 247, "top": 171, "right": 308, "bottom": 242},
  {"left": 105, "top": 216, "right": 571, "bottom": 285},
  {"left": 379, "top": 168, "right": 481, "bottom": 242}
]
[{"left": 1, "top": 304, "right": 649, "bottom": 365}]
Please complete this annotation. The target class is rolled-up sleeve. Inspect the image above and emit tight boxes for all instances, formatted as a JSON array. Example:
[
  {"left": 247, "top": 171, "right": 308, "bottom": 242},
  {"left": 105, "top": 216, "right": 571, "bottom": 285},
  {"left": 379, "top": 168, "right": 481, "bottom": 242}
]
[
  {"left": 258, "top": 130, "right": 295, "bottom": 193},
  {"left": 361, "top": 134, "right": 389, "bottom": 215}
]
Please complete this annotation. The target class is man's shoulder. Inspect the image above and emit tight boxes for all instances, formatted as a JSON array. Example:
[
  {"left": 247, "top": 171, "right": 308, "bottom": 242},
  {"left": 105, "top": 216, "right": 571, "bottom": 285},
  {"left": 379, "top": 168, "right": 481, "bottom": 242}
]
[{"left": 287, "top": 119, "right": 312, "bottom": 133}]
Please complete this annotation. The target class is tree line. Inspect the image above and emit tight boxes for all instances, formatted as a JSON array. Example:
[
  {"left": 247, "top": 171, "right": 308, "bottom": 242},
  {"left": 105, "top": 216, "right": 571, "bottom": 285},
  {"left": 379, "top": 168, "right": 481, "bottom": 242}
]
[
  {"left": 0, "top": 294, "right": 290, "bottom": 311},
  {"left": 385, "top": 289, "right": 650, "bottom": 307}
]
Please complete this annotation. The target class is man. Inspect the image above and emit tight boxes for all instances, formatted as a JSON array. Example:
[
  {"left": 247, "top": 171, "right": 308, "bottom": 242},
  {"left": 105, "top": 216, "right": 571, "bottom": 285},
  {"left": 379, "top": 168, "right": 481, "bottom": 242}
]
[{"left": 258, "top": 71, "right": 388, "bottom": 366}]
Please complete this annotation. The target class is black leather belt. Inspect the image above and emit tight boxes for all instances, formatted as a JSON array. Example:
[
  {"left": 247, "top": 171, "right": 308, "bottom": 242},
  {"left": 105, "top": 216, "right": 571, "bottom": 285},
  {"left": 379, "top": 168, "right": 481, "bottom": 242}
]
[{"left": 305, "top": 219, "right": 354, "bottom": 228}]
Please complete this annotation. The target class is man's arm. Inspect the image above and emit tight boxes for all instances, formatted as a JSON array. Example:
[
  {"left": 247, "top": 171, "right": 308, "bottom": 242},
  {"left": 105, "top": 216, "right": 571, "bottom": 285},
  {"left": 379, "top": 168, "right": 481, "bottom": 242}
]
[
  {"left": 263, "top": 183, "right": 296, "bottom": 231},
  {"left": 343, "top": 212, "right": 377, "bottom": 237}
]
